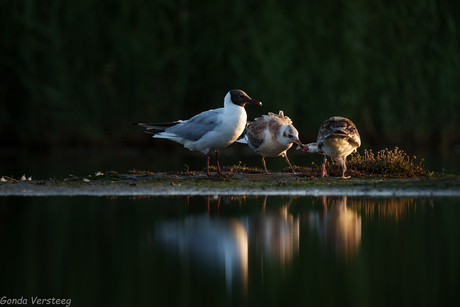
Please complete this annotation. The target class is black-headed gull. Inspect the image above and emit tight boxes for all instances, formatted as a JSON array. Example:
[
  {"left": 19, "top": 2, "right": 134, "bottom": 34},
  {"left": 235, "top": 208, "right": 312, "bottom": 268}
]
[
  {"left": 237, "top": 111, "right": 302, "bottom": 174},
  {"left": 302, "top": 116, "right": 361, "bottom": 179},
  {"left": 131, "top": 89, "right": 262, "bottom": 177}
]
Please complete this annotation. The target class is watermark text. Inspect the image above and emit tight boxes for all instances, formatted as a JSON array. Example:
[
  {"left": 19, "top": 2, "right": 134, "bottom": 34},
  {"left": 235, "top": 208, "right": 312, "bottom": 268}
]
[{"left": 1, "top": 296, "right": 71, "bottom": 307}]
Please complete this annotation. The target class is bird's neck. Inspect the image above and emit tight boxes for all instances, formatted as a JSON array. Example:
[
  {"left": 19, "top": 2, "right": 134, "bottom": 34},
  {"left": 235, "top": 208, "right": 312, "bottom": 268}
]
[{"left": 223, "top": 92, "right": 242, "bottom": 109}]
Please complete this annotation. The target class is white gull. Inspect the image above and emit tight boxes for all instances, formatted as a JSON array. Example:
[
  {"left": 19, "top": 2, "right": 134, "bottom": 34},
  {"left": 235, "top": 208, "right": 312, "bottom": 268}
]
[{"left": 131, "top": 89, "right": 262, "bottom": 177}]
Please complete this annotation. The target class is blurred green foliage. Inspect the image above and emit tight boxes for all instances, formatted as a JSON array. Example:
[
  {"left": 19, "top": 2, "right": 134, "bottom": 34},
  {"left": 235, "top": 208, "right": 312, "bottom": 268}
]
[{"left": 1, "top": 0, "right": 459, "bottom": 148}]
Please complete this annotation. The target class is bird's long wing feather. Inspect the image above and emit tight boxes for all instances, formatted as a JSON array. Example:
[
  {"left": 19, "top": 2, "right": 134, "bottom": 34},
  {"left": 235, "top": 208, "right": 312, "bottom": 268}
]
[{"left": 165, "top": 109, "right": 223, "bottom": 142}]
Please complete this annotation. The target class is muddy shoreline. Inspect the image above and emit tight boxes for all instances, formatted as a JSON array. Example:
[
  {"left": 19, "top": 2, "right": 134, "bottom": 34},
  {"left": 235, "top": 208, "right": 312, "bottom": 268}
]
[{"left": 1, "top": 172, "right": 459, "bottom": 197}]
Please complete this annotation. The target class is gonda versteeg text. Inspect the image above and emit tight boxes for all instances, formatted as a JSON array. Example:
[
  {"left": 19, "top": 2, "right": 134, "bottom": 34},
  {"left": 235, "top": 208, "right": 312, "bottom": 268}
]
[{"left": 1, "top": 296, "right": 71, "bottom": 306}]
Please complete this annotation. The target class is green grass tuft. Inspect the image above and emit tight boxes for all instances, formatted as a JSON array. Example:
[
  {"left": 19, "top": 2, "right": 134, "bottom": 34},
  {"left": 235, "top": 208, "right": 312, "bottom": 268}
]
[
  {"left": 290, "top": 147, "right": 449, "bottom": 178},
  {"left": 347, "top": 147, "right": 429, "bottom": 177},
  {"left": 222, "top": 162, "right": 265, "bottom": 174}
]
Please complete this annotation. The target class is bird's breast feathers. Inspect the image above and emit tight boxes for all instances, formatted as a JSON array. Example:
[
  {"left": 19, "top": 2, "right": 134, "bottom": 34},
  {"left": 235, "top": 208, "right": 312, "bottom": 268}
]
[{"left": 320, "top": 137, "right": 357, "bottom": 158}]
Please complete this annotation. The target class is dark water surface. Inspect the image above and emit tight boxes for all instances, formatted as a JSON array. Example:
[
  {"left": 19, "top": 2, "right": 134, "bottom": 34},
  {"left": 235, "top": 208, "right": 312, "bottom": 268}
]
[{"left": 1, "top": 196, "right": 459, "bottom": 307}]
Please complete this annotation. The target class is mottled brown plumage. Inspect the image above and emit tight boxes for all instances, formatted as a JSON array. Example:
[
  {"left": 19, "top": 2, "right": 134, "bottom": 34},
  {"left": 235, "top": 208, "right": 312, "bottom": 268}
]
[
  {"left": 317, "top": 117, "right": 361, "bottom": 150},
  {"left": 246, "top": 111, "right": 293, "bottom": 150},
  {"left": 302, "top": 116, "right": 361, "bottom": 179},
  {"left": 238, "top": 111, "right": 301, "bottom": 173}
]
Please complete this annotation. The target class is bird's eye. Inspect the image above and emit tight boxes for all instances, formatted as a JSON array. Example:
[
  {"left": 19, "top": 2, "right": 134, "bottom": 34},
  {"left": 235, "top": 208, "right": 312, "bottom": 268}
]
[{"left": 239, "top": 94, "right": 244, "bottom": 98}]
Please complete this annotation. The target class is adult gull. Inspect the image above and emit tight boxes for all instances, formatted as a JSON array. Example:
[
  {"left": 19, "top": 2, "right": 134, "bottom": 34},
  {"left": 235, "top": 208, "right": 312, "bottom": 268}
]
[{"left": 131, "top": 89, "right": 262, "bottom": 177}]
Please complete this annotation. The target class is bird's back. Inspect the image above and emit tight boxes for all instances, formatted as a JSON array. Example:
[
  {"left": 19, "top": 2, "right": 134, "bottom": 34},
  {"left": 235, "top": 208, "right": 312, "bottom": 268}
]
[
  {"left": 318, "top": 116, "right": 361, "bottom": 148},
  {"left": 244, "top": 111, "right": 293, "bottom": 156}
]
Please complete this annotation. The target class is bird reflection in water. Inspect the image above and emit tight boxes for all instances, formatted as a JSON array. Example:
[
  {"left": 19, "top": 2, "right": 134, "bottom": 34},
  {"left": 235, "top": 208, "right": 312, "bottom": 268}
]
[
  {"left": 249, "top": 196, "right": 300, "bottom": 267},
  {"left": 306, "top": 196, "right": 362, "bottom": 260},
  {"left": 154, "top": 213, "right": 248, "bottom": 292},
  {"left": 154, "top": 196, "right": 299, "bottom": 293}
]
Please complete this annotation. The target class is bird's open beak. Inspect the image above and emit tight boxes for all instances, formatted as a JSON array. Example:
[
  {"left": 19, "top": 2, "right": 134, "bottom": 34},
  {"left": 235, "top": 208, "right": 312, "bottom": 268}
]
[{"left": 294, "top": 139, "right": 303, "bottom": 149}]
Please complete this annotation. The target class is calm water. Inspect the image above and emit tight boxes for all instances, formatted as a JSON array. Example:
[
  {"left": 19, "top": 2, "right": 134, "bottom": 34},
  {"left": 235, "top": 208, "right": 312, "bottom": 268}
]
[{"left": 1, "top": 196, "right": 459, "bottom": 307}]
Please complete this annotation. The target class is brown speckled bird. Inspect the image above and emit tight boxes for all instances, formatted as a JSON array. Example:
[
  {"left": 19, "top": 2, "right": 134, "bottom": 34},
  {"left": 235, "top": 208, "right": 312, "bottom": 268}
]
[
  {"left": 237, "top": 111, "right": 302, "bottom": 174},
  {"left": 302, "top": 116, "right": 361, "bottom": 179}
]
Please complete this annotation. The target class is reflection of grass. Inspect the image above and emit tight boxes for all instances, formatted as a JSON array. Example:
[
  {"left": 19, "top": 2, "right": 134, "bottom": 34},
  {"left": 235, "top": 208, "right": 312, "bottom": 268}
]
[
  {"left": 287, "top": 147, "right": 450, "bottom": 178},
  {"left": 324, "top": 197, "right": 427, "bottom": 223},
  {"left": 358, "top": 197, "right": 420, "bottom": 222}
]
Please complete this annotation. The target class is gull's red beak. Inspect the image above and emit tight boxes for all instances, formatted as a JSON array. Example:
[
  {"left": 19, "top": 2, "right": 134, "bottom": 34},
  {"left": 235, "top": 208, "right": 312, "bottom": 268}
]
[{"left": 247, "top": 99, "right": 262, "bottom": 107}]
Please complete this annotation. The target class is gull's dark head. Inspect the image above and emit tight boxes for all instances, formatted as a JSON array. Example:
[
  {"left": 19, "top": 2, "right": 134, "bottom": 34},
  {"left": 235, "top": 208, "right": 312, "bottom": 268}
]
[{"left": 229, "top": 89, "right": 262, "bottom": 107}]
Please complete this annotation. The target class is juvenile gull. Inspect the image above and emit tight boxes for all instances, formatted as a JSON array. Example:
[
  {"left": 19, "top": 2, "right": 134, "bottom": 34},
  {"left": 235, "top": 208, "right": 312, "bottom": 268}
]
[
  {"left": 131, "top": 90, "right": 262, "bottom": 177},
  {"left": 237, "top": 111, "right": 302, "bottom": 174},
  {"left": 302, "top": 116, "right": 361, "bottom": 179}
]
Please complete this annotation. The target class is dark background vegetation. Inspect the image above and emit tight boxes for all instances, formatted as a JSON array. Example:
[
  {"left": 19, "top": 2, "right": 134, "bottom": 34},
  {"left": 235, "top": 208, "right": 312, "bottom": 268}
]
[{"left": 1, "top": 0, "right": 459, "bottom": 151}]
